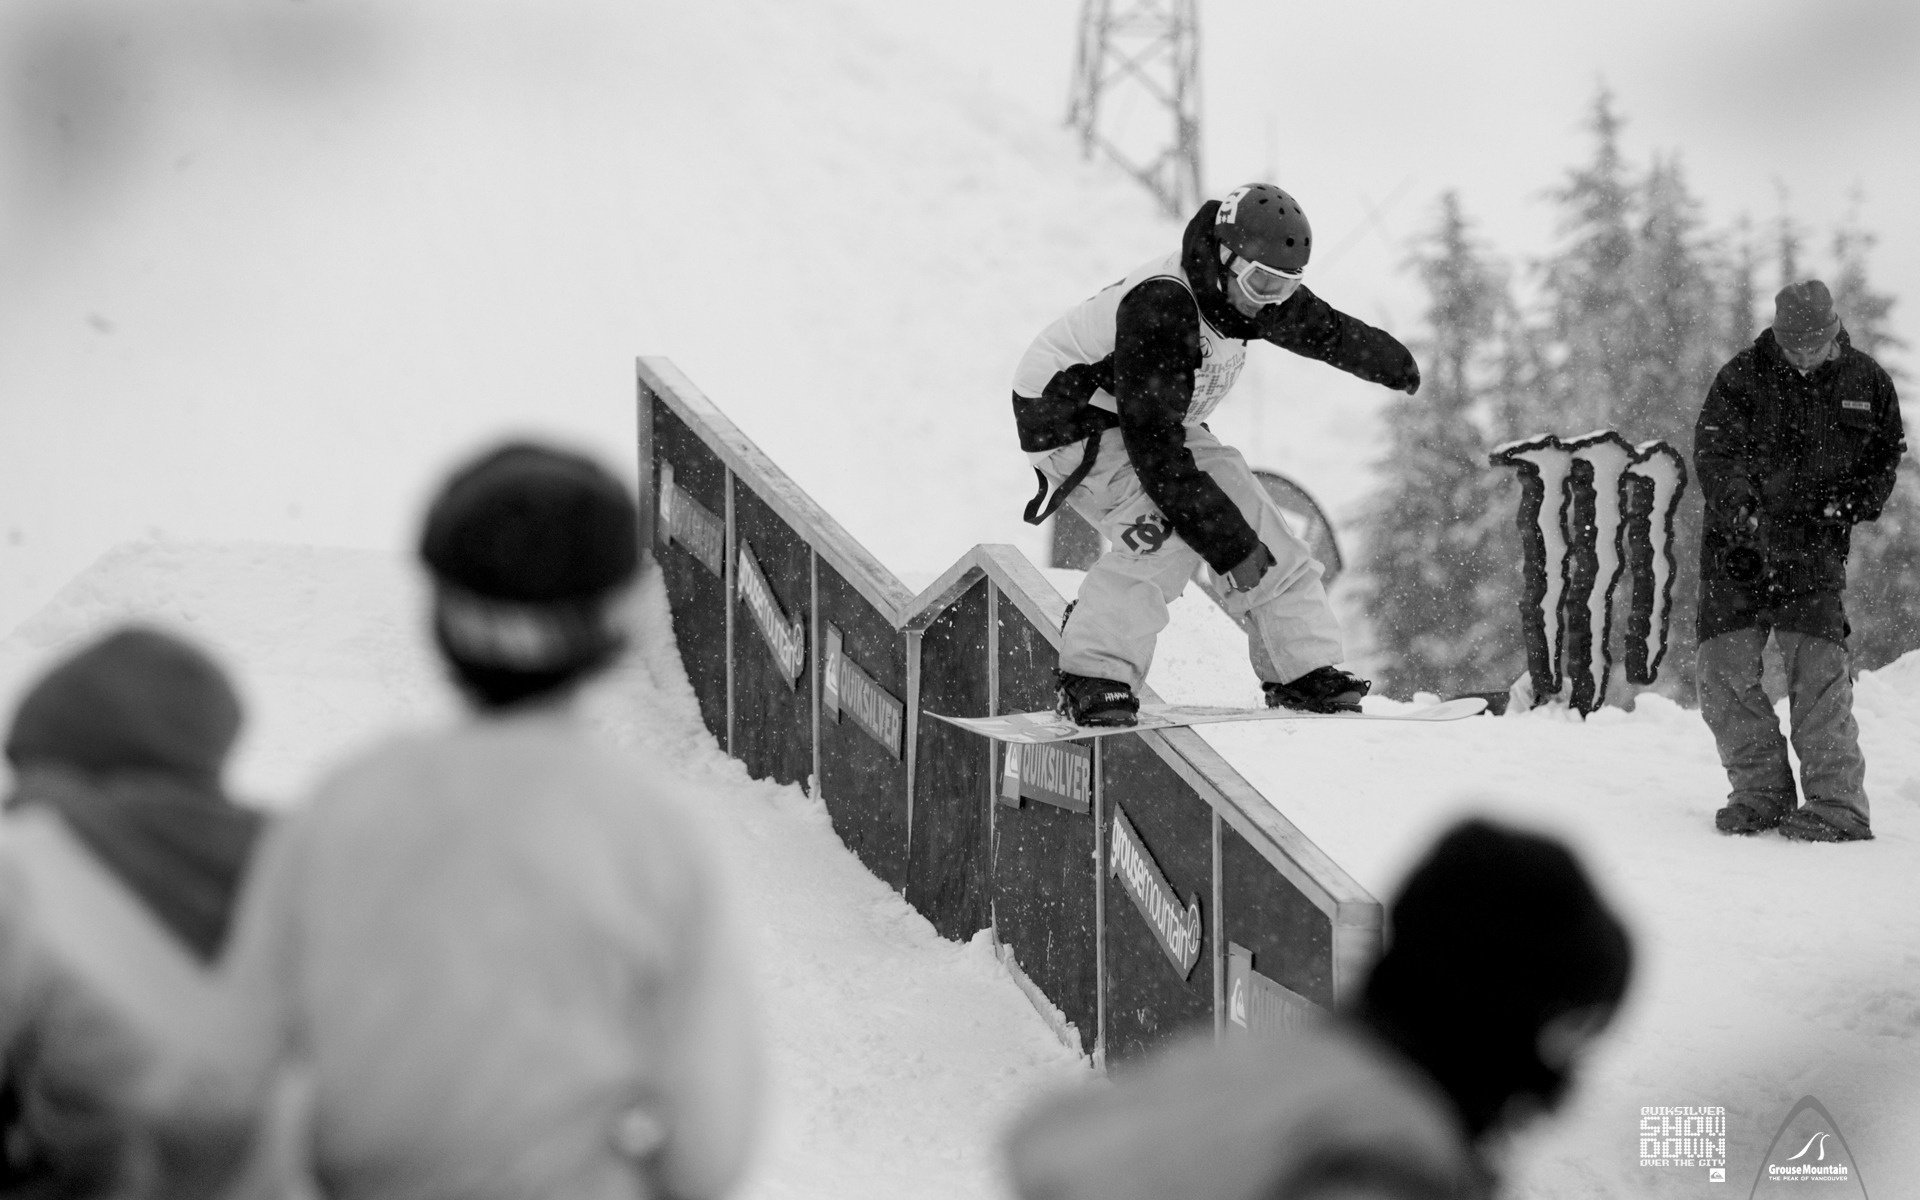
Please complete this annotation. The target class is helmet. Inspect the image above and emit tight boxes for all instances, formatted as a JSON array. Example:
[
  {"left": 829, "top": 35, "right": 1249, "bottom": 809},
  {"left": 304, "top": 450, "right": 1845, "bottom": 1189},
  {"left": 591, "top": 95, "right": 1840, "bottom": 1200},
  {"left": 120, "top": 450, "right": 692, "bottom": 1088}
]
[{"left": 1213, "top": 183, "right": 1312, "bottom": 273}]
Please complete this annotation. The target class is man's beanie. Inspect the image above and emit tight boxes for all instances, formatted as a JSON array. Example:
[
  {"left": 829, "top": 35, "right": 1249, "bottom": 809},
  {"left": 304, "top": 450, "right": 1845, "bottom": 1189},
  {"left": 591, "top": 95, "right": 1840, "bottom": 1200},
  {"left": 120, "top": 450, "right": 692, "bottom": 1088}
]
[
  {"left": 6, "top": 627, "right": 243, "bottom": 784},
  {"left": 1356, "top": 817, "right": 1632, "bottom": 1135},
  {"left": 419, "top": 441, "right": 639, "bottom": 677},
  {"left": 1772, "top": 280, "right": 1842, "bottom": 355}
]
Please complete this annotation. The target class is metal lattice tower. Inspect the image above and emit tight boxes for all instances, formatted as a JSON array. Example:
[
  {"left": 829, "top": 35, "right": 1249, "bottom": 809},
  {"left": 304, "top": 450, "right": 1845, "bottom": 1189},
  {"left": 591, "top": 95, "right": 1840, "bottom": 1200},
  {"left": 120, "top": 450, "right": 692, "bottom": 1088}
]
[{"left": 1067, "top": 0, "right": 1203, "bottom": 217}]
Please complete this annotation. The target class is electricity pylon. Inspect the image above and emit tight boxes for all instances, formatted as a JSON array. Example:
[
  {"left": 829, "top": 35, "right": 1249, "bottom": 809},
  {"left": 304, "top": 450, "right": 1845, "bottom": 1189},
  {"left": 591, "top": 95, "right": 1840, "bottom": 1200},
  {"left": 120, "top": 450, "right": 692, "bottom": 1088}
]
[{"left": 1067, "top": 0, "right": 1203, "bottom": 217}]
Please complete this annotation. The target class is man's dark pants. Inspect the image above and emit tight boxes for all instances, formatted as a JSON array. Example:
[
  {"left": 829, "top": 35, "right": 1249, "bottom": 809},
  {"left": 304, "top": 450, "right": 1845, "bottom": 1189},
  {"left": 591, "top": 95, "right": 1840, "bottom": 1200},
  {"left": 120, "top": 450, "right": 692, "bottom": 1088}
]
[{"left": 1696, "top": 606, "right": 1870, "bottom": 835}]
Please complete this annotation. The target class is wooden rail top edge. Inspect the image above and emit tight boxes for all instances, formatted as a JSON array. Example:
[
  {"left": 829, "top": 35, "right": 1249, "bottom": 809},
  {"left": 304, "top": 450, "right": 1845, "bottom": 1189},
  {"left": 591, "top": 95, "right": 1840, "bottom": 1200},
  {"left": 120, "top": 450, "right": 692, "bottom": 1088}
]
[{"left": 639, "top": 357, "right": 913, "bottom": 617}]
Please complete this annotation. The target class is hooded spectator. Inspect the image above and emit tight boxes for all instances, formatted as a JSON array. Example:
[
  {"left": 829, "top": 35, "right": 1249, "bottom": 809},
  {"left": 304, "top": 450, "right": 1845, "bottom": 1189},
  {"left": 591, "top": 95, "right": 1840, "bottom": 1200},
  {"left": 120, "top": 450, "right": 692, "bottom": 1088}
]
[
  {"left": 0, "top": 626, "right": 265, "bottom": 1196},
  {"left": 1003, "top": 817, "right": 1632, "bottom": 1200}
]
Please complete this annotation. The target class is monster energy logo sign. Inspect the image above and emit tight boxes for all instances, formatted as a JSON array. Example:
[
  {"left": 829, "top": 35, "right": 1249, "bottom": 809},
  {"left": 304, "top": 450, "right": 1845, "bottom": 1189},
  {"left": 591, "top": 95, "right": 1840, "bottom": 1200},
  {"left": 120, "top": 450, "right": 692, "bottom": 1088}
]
[
  {"left": 1490, "top": 431, "right": 1687, "bottom": 715},
  {"left": 1108, "top": 805, "right": 1202, "bottom": 978},
  {"left": 736, "top": 542, "right": 805, "bottom": 686}
]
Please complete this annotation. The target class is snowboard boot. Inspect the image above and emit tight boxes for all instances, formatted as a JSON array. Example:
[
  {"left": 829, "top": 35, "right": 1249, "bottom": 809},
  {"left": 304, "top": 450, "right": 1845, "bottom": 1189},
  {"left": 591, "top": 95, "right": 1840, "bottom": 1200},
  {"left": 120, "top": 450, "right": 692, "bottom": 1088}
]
[
  {"left": 1055, "top": 671, "right": 1139, "bottom": 727},
  {"left": 1778, "top": 807, "right": 1874, "bottom": 842},
  {"left": 1713, "top": 802, "right": 1785, "bottom": 836},
  {"left": 1264, "top": 666, "right": 1370, "bottom": 714}
]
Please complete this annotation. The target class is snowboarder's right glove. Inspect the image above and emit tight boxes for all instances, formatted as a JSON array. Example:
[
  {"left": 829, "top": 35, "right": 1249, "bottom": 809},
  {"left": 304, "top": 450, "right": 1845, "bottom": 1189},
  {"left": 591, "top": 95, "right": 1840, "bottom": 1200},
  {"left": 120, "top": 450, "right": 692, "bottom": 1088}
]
[{"left": 1225, "top": 543, "right": 1275, "bottom": 592}]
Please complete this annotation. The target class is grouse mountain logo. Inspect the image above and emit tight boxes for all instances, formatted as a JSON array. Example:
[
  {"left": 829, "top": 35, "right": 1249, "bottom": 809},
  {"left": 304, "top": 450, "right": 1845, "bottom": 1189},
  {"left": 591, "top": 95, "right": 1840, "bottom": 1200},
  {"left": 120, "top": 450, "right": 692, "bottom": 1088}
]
[{"left": 1749, "top": 1096, "right": 1869, "bottom": 1197}]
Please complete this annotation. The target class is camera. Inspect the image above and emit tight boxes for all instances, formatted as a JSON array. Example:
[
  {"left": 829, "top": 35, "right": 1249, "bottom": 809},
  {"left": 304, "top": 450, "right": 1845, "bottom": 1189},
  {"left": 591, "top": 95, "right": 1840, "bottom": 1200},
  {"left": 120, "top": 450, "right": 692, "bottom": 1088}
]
[{"left": 1719, "top": 526, "right": 1767, "bottom": 586}]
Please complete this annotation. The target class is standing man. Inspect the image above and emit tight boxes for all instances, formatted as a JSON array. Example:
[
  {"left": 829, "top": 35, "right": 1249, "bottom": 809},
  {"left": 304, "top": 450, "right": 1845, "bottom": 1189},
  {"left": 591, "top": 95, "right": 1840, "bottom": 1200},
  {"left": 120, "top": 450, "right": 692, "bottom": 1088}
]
[
  {"left": 1013, "top": 183, "right": 1421, "bottom": 727},
  {"left": 1695, "top": 280, "right": 1906, "bottom": 842},
  {"left": 215, "top": 442, "right": 764, "bottom": 1197}
]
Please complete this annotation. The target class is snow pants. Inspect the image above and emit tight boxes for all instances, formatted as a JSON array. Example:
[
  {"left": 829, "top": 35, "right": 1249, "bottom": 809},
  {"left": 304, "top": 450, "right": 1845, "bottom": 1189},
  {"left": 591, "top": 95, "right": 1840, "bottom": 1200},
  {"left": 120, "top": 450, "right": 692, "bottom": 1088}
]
[
  {"left": 1696, "top": 625, "right": 1871, "bottom": 835},
  {"left": 1032, "top": 426, "right": 1342, "bottom": 690}
]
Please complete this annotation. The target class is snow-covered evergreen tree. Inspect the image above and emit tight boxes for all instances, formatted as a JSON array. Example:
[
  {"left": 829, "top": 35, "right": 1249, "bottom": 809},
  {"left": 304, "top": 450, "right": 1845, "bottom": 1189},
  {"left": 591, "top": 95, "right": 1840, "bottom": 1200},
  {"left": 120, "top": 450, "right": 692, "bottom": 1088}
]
[
  {"left": 1538, "top": 87, "right": 1638, "bottom": 433},
  {"left": 1828, "top": 208, "right": 1919, "bottom": 669},
  {"left": 1356, "top": 192, "right": 1523, "bottom": 697}
]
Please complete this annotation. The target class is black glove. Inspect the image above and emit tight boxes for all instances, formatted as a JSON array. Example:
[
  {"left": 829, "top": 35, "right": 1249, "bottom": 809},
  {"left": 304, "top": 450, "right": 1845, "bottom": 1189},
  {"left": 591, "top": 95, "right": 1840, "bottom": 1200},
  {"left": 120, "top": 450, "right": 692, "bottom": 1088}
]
[
  {"left": 1388, "top": 358, "right": 1421, "bottom": 395},
  {"left": 1225, "top": 543, "right": 1276, "bottom": 592}
]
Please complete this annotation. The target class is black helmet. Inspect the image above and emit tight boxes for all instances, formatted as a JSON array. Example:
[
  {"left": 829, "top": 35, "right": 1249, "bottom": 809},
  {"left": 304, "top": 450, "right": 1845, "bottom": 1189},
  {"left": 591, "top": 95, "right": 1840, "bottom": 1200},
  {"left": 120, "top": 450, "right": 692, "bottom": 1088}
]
[{"left": 1213, "top": 183, "right": 1312, "bottom": 274}]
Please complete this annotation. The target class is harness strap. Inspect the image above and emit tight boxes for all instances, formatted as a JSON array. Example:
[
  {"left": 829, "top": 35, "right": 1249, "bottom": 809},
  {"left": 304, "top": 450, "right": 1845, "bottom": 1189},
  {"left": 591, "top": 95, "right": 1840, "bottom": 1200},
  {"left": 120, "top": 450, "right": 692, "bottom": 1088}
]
[{"left": 1022, "top": 432, "right": 1102, "bottom": 526}]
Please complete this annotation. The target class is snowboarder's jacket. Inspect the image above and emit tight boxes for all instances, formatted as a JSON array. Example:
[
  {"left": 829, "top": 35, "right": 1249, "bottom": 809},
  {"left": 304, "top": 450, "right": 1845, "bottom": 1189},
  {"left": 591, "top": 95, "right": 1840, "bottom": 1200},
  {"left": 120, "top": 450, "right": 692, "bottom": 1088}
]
[
  {"left": 1695, "top": 327, "right": 1905, "bottom": 644},
  {"left": 1012, "top": 200, "right": 1418, "bottom": 575}
]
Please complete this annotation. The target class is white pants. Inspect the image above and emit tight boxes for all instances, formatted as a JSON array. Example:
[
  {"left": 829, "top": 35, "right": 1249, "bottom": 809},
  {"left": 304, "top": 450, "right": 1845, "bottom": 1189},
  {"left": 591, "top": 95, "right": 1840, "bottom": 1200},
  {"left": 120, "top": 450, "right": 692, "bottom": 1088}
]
[{"left": 1034, "top": 426, "right": 1343, "bottom": 690}]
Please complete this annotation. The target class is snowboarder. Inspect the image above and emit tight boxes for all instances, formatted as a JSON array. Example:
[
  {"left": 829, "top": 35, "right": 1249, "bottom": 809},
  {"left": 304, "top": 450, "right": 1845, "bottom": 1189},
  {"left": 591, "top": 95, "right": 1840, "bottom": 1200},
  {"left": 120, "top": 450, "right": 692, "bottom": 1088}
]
[
  {"left": 1695, "top": 280, "right": 1906, "bottom": 842},
  {"left": 1012, "top": 183, "right": 1422, "bottom": 727}
]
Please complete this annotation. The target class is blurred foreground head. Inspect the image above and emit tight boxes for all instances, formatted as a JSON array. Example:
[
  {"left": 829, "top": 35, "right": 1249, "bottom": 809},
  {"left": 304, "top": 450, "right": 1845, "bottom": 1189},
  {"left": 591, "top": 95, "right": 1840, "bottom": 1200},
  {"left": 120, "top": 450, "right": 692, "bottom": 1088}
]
[
  {"left": 4, "top": 625, "right": 260, "bottom": 960},
  {"left": 6, "top": 625, "right": 241, "bottom": 785},
  {"left": 1353, "top": 817, "right": 1633, "bottom": 1139},
  {"left": 419, "top": 440, "right": 639, "bottom": 709}
]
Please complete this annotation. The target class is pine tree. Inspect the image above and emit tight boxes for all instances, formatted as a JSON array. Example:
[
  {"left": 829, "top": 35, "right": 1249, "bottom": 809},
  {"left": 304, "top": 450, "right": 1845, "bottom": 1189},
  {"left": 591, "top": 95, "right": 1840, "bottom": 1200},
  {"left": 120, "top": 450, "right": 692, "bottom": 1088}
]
[
  {"left": 1827, "top": 204, "right": 1920, "bottom": 669},
  {"left": 1725, "top": 216, "right": 1761, "bottom": 353},
  {"left": 1539, "top": 87, "right": 1639, "bottom": 432},
  {"left": 1356, "top": 192, "right": 1523, "bottom": 696}
]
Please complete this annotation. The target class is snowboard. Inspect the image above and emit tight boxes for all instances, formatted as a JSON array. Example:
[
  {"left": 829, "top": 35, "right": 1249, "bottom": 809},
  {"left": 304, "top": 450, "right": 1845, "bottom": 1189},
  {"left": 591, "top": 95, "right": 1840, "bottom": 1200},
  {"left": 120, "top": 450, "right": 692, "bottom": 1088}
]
[{"left": 927, "top": 696, "right": 1488, "bottom": 744}]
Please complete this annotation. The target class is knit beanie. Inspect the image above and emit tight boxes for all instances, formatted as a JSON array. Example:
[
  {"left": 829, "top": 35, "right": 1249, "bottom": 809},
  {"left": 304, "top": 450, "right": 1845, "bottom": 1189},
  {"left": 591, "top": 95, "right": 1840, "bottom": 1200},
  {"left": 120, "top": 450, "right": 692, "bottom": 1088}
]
[
  {"left": 419, "top": 441, "right": 639, "bottom": 703},
  {"left": 6, "top": 626, "right": 242, "bottom": 784},
  {"left": 1353, "top": 817, "right": 1633, "bottom": 1138},
  {"left": 1772, "top": 280, "right": 1842, "bottom": 355}
]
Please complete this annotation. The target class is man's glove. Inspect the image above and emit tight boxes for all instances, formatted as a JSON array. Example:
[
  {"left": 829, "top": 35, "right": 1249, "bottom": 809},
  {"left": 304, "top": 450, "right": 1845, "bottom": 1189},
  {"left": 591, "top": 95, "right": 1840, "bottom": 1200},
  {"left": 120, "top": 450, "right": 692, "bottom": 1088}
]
[
  {"left": 1820, "top": 483, "right": 1880, "bottom": 524},
  {"left": 1225, "top": 543, "right": 1275, "bottom": 592}
]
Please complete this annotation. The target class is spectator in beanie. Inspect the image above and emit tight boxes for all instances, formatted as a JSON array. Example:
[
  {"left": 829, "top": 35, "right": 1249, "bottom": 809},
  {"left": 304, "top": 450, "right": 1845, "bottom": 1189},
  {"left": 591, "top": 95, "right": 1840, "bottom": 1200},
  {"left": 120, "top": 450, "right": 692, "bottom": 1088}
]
[
  {"left": 0, "top": 626, "right": 265, "bottom": 1197},
  {"left": 1695, "top": 280, "right": 1905, "bottom": 842},
  {"left": 214, "top": 440, "right": 763, "bottom": 1200},
  {"left": 1002, "top": 817, "right": 1632, "bottom": 1200}
]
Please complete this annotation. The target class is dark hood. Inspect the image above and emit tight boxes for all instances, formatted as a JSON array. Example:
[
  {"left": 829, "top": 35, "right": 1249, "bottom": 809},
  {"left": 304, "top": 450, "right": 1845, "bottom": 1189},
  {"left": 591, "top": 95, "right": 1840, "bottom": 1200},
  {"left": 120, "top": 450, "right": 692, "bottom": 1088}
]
[{"left": 1179, "top": 199, "right": 1267, "bottom": 340}]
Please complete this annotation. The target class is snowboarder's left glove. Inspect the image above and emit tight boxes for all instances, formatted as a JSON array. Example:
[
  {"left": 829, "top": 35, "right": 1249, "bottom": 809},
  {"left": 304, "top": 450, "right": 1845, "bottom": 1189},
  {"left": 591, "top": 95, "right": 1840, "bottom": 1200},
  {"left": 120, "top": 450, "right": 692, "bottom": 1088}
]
[
  {"left": 1392, "top": 360, "right": 1421, "bottom": 395},
  {"left": 1225, "top": 543, "right": 1275, "bottom": 592}
]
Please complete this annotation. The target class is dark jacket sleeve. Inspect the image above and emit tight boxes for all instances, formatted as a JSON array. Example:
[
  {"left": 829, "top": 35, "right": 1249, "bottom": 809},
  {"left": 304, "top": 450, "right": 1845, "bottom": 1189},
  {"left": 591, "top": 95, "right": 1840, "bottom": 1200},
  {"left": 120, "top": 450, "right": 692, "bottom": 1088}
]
[
  {"left": 1254, "top": 286, "right": 1419, "bottom": 390},
  {"left": 1693, "top": 361, "right": 1760, "bottom": 521},
  {"left": 1111, "top": 279, "right": 1261, "bottom": 574}
]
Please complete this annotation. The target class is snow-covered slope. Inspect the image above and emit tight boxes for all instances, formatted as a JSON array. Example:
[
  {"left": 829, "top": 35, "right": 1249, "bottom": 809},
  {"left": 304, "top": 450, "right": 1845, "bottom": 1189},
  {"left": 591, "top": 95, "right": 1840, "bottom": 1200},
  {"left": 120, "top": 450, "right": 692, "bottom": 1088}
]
[
  {"left": 15, "top": 537, "right": 1918, "bottom": 1198},
  {"left": 0, "top": 540, "right": 1092, "bottom": 1200},
  {"left": 1146, "top": 578, "right": 1920, "bottom": 1194}
]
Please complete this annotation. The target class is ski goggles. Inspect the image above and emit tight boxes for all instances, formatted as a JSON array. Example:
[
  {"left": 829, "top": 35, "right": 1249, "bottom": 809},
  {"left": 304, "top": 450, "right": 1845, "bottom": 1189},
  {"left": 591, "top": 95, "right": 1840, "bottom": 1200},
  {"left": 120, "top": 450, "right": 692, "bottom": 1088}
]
[{"left": 1227, "top": 255, "right": 1304, "bottom": 304}]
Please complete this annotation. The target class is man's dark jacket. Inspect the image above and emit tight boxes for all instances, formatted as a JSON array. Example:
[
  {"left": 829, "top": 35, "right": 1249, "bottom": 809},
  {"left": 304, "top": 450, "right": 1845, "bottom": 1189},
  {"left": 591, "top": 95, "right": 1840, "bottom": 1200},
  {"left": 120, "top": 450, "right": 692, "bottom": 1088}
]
[{"left": 1694, "top": 328, "right": 1905, "bottom": 644}]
